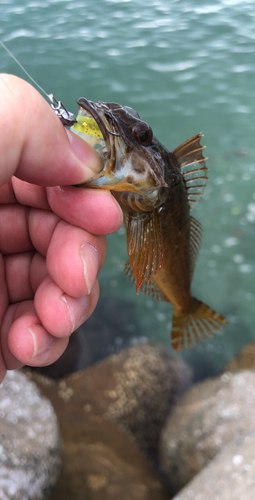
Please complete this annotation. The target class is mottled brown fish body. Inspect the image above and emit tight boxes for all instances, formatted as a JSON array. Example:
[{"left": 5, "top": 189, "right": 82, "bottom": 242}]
[
  {"left": 155, "top": 167, "right": 226, "bottom": 351},
  {"left": 156, "top": 176, "right": 192, "bottom": 311},
  {"left": 76, "top": 98, "right": 227, "bottom": 351}
]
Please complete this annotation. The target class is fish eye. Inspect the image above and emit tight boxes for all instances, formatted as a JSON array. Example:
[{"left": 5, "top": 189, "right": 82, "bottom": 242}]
[
  {"left": 138, "top": 131, "right": 150, "bottom": 143},
  {"left": 131, "top": 122, "right": 153, "bottom": 146}
]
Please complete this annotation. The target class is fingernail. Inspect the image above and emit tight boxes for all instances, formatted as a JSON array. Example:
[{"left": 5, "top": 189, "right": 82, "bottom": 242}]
[
  {"left": 66, "top": 129, "right": 103, "bottom": 179},
  {"left": 61, "top": 295, "right": 75, "bottom": 333},
  {"left": 80, "top": 244, "right": 99, "bottom": 295},
  {"left": 28, "top": 326, "right": 53, "bottom": 359},
  {"left": 61, "top": 294, "right": 90, "bottom": 332},
  {"left": 110, "top": 194, "right": 124, "bottom": 226}
]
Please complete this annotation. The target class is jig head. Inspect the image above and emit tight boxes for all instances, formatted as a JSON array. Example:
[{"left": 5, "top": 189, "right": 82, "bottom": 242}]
[{"left": 48, "top": 94, "right": 77, "bottom": 127}]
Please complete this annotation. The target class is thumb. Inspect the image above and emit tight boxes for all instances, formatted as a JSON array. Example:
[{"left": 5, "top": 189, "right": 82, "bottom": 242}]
[{"left": 0, "top": 74, "right": 103, "bottom": 187}]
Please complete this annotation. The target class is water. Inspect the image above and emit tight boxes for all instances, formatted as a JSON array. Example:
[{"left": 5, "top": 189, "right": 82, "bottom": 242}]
[{"left": 1, "top": 0, "right": 255, "bottom": 379}]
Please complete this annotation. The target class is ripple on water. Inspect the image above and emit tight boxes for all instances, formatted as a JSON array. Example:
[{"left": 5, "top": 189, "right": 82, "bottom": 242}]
[{"left": 147, "top": 60, "right": 198, "bottom": 73}]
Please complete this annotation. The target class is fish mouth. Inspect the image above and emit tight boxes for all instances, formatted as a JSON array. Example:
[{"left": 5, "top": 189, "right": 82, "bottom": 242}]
[
  {"left": 75, "top": 97, "right": 123, "bottom": 187},
  {"left": 76, "top": 97, "right": 122, "bottom": 161},
  {"left": 77, "top": 97, "right": 111, "bottom": 145}
]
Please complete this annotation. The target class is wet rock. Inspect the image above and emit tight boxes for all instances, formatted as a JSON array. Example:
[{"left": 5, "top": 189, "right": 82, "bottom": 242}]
[
  {"left": 100, "top": 343, "right": 192, "bottom": 458},
  {"left": 26, "top": 363, "right": 171, "bottom": 500},
  {"left": 226, "top": 341, "right": 255, "bottom": 371},
  {"left": 0, "top": 370, "right": 62, "bottom": 500},
  {"left": 49, "top": 415, "right": 170, "bottom": 500},
  {"left": 160, "top": 370, "right": 255, "bottom": 493},
  {"left": 31, "top": 342, "right": 192, "bottom": 460},
  {"left": 172, "top": 432, "right": 255, "bottom": 500}
]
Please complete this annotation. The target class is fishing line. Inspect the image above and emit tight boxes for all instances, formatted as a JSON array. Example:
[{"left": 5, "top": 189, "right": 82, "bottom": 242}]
[
  {"left": 0, "top": 40, "right": 50, "bottom": 99},
  {"left": 0, "top": 40, "right": 76, "bottom": 126}
]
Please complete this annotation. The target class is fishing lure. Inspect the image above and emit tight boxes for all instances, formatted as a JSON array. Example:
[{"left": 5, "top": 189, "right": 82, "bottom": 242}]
[{"left": 0, "top": 42, "right": 115, "bottom": 147}]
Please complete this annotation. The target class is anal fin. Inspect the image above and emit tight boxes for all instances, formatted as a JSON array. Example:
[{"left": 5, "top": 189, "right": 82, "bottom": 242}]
[{"left": 189, "top": 216, "right": 203, "bottom": 280}]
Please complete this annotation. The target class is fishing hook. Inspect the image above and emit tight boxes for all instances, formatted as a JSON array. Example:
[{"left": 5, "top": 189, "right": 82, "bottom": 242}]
[
  {"left": 48, "top": 94, "right": 77, "bottom": 127},
  {"left": 108, "top": 130, "right": 121, "bottom": 137}
]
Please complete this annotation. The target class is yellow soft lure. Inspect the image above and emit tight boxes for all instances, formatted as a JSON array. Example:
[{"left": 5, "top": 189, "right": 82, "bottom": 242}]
[{"left": 72, "top": 115, "right": 103, "bottom": 138}]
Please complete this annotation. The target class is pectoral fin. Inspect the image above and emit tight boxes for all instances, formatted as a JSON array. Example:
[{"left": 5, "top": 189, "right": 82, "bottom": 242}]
[
  {"left": 124, "top": 209, "right": 163, "bottom": 293},
  {"left": 172, "top": 133, "right": 208, "bottom": 210},
  {"left": 125, "top": 262, "right": 168, "bottom": 301}
]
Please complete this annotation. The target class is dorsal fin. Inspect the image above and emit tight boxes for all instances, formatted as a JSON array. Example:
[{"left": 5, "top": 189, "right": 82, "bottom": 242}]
[
  {"left": 189, "top": 215, "right": 203, "bottom": 280},
  {"left": 124, "top": 209, "right": 163, "bottom": 294},
  {"left": 172, "top": 133, "right": 208, "bottom": 210},
  {"left": 124, "top": 260, "right": 168, "bottom": 301}
]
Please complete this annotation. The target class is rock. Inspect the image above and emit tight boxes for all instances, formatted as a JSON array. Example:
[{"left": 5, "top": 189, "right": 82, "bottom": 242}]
[
  {"left": 30, "top": 342, "right": 192, "bottom": 460},
  {"left": 226, "top": 341, "right": 255, "bottom": 371},
  {"left": 26, "top": 360, "right": 172, "bottom": 500},
  {"left": 172, "top": 432, "right": 255, "bottom": 500},
  {"left": 25, "top": 342, "right": 191, "bottom": 498},
  {"left": 0, "top": 370, "right": 62, "bottom": 500},
  {"left": 101, "top": 343, "right": 192, "bottom": 458},
  {"left": 48, "top": 414, "right": 170, "bottom": 500},
  {"left": 160, "top": 370, "right": 255, "bottom": 493}
]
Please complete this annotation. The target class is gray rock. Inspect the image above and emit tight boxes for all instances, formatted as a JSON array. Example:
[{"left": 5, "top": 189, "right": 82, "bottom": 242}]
[
  {"left": 160, "top": 370, "right": 255, "bottom": 492},
  {"left": 172, "top": 432, "right": 255, "bottom": 500},
  {"left": 102, "top": 343, "right": 192, "bottom": 458},
  {"left": 32, "top": 342, "right": 192, "bottom": 459},
  {"left": 0, "top": 371, "right": 62, "bottom": 500}
]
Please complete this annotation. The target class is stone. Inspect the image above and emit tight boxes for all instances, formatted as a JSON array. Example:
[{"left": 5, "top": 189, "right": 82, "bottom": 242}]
[
  {"left": 49, "top": 414, "right": 170, "bottom": 500},
  {"left": 160, "top": 370, "right": 255, "bottom": 493},
  {"left": 0, "top": 370, "right": 62, "bottom": 500},
  {"left": 101, "top": 343, "right": 192, "bottom": 458},
  {"left": 172, "top": 432, "right": 255, "bottom": 500},
  {"left": 26, "top": 366, "right": 171, "bottom": 499},
  {"left": 30, "top": 342, "right": 192, "bottom": 460},
  {"left": 226, "top": 341, "right": 255, "bottom": 371},
  {"left": 25, "top": 342, "right": 192, "bottom": 498}
]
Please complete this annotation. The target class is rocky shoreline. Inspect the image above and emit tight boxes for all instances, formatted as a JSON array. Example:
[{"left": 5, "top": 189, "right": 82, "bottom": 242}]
[{"left": 1, "top": 339, "right": 255, "bottom": 499}]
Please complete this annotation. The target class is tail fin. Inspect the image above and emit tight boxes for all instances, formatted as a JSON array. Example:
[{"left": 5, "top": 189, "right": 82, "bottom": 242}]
[{"left": 171, "top": 298, "right": 227, "bottom": 352}]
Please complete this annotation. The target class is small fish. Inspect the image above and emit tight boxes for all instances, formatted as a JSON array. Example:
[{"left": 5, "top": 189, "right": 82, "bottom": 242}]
[
  {"left": 72, "top": 98, "right": 227, "bottom": 351},
  {"left": 0, "top": 41, "right": 227, "bottom": 351}
]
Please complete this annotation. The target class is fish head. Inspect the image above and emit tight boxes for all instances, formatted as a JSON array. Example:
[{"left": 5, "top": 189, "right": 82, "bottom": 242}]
[{"left": 75, "top": 98, "right": 168, "bottom": 209}]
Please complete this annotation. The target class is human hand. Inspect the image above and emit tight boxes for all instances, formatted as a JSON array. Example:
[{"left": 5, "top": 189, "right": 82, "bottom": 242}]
[{"left": 0, "top": 74, "right": 123, "bottom": 383}]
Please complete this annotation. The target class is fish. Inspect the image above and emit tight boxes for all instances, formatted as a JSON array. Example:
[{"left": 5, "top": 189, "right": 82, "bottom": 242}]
[
  {"left": 72, "top": 98, "right": 227, "bottom": 351},
  {"left": 0, "top": 41, "right": 227, "bottom": 350}
]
